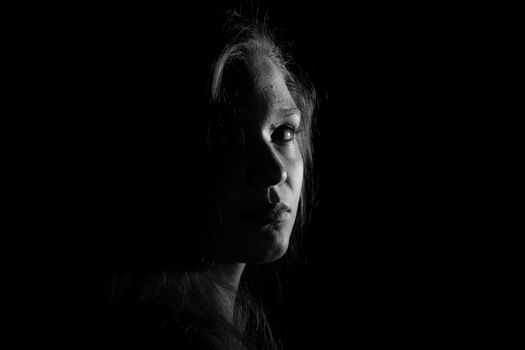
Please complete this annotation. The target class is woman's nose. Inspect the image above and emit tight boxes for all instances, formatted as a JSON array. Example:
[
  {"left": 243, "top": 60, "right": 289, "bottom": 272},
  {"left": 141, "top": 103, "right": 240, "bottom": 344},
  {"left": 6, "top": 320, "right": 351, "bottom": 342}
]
[{"left": 246, "top": 141, "right": 287, "bottom": 189}]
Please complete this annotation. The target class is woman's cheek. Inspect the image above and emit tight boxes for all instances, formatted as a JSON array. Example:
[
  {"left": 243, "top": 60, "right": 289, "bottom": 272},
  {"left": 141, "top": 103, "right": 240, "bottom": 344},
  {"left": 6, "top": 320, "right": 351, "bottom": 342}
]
[{"left": 284, "top": 146, "right": 304, "bottom": 191}]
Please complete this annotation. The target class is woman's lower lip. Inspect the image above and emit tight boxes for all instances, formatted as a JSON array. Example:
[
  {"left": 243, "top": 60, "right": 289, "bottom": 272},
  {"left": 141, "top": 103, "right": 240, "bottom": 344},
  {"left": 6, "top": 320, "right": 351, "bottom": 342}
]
[{"left": 240, "top": 211, "right": 290, "bottom": 223}]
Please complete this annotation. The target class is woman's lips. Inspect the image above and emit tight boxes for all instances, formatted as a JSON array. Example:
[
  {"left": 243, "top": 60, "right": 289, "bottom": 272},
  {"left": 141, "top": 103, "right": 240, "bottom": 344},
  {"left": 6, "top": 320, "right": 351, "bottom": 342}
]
[{"left": 239, "top": 202, "right": 291, "bottom": 223}]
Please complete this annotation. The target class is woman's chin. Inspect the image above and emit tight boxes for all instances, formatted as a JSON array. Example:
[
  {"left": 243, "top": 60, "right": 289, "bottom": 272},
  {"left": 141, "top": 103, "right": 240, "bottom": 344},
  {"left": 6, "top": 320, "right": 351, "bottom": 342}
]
[
  {"left": 243, "top": 229, "right": 290, "bottom": 263},
  {"left": 210, "top": 219, "right": 293, "bottom": 264}
]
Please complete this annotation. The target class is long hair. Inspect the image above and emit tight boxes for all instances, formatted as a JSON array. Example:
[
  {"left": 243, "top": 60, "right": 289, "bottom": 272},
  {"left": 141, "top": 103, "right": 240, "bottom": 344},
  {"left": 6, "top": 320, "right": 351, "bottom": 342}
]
[
  {"left": 41, "top": 10, "right": 318, "bottom": 350},
  {"left": 113, "top": 13, "right": 317, "bottom": 350}
]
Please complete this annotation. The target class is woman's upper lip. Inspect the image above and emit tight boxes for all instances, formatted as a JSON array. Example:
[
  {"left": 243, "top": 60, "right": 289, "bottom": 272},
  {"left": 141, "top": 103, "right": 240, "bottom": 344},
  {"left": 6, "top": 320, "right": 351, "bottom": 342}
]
[{"left": 240, "top": 202, "right": 291, "bottom": 220}]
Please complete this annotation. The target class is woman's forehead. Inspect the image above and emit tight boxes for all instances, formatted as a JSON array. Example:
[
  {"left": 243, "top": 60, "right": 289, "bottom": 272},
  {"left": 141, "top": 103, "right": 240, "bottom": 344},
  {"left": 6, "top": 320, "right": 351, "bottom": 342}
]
[{"left": 235, "top": 56, "right": 298, "bottom": 121}]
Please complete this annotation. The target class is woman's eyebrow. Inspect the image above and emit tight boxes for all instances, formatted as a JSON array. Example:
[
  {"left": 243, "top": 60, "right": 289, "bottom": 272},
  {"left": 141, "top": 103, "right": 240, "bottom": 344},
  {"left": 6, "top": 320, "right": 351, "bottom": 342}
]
[{"left": 278, "top": 107, "right": 301, "bottom": 119}]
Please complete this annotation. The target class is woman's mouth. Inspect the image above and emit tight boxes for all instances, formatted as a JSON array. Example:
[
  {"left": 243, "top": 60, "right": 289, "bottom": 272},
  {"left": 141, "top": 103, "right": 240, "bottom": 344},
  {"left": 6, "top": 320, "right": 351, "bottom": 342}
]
[{"left": 239, "top": 202, "right": 291, "bottom": 224}]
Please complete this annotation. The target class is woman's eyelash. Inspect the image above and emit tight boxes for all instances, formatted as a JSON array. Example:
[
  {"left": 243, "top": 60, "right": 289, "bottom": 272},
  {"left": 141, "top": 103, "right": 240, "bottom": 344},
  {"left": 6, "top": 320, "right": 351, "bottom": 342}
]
[
  {"left": 284, "top": 123, "right": 303, "bottom": 134},
  {"left": 271, "top": 123, "right": 303, "bottom": 143},
  {"left": 273, "top": 123, "right": 302, "bottom": 132}
]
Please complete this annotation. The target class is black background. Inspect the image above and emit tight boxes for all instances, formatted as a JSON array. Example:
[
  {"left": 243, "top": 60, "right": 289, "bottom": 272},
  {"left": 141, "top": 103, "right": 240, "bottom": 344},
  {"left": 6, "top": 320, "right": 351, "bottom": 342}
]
[{"left": 23, "top": 0, "right": 509, "bottom": 348}]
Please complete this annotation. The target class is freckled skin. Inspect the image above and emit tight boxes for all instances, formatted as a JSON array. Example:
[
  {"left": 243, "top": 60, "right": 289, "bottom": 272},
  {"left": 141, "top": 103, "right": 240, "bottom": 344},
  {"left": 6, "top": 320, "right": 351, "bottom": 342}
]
[{"left": 208, "top": 56, "right": 304, "bottom": 264}]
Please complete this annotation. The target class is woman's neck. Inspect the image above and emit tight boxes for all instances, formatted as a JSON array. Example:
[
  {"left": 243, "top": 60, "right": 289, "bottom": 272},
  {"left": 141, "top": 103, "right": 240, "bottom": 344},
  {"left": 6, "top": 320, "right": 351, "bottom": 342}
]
[{"left": 209, "top": 262, "right": 246, "bottom": 323}]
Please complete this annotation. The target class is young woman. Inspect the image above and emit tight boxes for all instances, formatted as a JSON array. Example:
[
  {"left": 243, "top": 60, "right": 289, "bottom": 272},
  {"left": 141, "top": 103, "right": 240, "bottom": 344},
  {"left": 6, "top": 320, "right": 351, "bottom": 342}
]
[{"left": 35, "top": 10, "right": 318, "bottom": 350}]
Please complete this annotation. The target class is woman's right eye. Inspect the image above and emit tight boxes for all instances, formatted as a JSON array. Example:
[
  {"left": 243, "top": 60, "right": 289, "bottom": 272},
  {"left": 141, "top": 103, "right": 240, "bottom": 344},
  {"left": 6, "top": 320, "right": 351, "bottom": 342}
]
[{"left": 271, "top": 124, "right": 300, "bottom": 144}]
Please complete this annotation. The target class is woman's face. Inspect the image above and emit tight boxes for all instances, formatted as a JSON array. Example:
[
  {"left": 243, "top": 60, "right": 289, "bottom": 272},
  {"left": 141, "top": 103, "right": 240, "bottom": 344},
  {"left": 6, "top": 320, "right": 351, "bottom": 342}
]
[{"left": 208, "top": 56, "right": 304, "bottom": 264}]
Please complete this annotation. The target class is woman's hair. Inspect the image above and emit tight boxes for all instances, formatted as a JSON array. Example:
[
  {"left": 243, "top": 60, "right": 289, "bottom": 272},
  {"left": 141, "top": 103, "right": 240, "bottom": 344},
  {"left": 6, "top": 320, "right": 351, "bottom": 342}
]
[
  {"left": 42, "top": 10, "right": 318, "bottom": 350},
  {"left": 209, "top": 12, "right": 318, "bottom": 263}
]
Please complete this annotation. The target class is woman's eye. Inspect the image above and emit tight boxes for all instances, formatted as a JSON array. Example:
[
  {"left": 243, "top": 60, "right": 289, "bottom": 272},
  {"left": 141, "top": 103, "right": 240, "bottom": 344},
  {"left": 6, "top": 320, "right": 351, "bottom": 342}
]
[{"left": 272, "top": 125, "right": 298, "bottom": 143}]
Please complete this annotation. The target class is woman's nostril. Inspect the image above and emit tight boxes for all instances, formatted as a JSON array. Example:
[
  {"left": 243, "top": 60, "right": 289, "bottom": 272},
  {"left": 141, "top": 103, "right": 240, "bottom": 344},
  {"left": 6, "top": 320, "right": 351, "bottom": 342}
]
[{"left": 269, "top": 186, "right": 280, "bottom": 204}]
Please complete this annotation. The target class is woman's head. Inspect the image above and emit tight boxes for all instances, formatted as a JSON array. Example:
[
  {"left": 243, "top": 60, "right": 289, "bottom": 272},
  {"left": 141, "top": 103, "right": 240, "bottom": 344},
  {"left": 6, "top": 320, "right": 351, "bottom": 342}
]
[
  {"left": 202, "top": 18, "right": 317, "bottom": 265},
  {"left": 41, "top": 11, "right": 318, "bottom": 350},
  {"left": 62, "top": 12, "right": 317, "bottom": 274}
]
